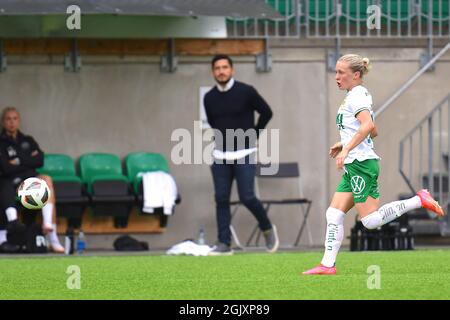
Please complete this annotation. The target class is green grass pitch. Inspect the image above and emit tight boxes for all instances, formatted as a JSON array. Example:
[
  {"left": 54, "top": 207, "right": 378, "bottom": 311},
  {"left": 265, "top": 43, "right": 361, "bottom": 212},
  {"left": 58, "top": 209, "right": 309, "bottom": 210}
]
[{"left": 1, "top": 249, "right": 449, "bottom": 300}]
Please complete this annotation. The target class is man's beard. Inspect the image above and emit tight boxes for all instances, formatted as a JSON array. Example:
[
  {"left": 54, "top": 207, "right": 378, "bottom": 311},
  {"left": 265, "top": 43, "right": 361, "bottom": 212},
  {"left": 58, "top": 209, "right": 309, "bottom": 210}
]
[{"left": 215, "top": 76, "right": 232, "bottom": 86}]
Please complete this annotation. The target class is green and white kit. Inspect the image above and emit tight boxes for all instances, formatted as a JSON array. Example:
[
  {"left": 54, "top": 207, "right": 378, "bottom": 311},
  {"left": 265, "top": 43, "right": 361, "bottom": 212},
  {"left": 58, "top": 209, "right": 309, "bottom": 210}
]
[
  {"left": 336, "top": 159, "right": 380, "bottom": 202},
  {"left": 335, "top": 85, "right": 381, "bottom": 202}
]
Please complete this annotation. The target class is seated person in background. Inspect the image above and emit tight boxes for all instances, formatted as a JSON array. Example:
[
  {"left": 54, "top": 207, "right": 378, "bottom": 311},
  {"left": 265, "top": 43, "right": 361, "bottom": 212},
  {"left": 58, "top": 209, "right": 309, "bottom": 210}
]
[{"left": 0, "top": 106, "right": 64, "bottom": 253}]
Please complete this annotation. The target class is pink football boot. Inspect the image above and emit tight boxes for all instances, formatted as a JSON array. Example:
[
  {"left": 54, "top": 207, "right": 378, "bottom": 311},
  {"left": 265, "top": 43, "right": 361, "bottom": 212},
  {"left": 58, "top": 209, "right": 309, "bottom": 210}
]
[
  {"left": 416, "top": 189, "right": 445, "bottom": 217},
  {"left": 302, "top": 264, "right": 336, "bottom": 275}
]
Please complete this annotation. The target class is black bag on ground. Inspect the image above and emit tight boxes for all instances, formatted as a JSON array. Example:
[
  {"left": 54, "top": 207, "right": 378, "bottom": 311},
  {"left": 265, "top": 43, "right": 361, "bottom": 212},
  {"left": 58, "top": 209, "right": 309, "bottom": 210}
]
[
  {"left": 113, "top": 235, "right": 149, "bottom": 251},
  {"left": 24, "top": 223, "right": 48, "bottom": 254},
  {"left": 6, "top": 220, "right": 27, "bottom": 247},
  {"left": 5, "top": 222, "right": 47, "bottom": 254},
  {"left": 0, "top": 241, "right": 21, "bottom": 253}
]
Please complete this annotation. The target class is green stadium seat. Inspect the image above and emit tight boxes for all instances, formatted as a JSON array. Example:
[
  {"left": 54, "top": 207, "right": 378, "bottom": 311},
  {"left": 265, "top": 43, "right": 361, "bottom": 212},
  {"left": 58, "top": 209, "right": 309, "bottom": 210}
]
[
  {"left": 37, "top": 154, "right": 88, "bottom": 229},
  {"left": 421, "top": 0, "right": 450, "bottom": 19},
  {"left": 125, "top": 152, "right": 169, "bottom": 193},
  {"left": 79, "top": 153, "right": 134, "bottom": 227},
  {"left": 307, "top": 0, "right": 334, "bottom": 20},
  {"left": 327, "top": 0, "right": 412, "bottom": 20},
  {"left": 266, "top": 0, "right": 294, "bottom": 16},
  {"left": 227, "top": 1, "right": 449, "bottom": 35},
  {"left": 37, "top": 154, "right": 81, "bottom": 183},
  {"left": 339, "top": 1, "right": 428, "bottom": 29},
  {"left": 124, "top": 152, "right": 180, "bottom": 228},
  {"left": 79, "top": 153, "right": 127, "bottom": 191}
]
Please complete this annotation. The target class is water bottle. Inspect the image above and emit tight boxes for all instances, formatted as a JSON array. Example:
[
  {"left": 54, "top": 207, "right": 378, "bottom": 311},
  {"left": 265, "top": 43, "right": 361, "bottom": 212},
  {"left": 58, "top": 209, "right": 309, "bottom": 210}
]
[
  {"left": 197, "top": 225, "right": 206, "bottom": 245},
  {"left": 399, "top": 227, "right": 408, "bottom": 250},
  {"left": 77, "top": 230, "right": 86, "bottom": 254}
]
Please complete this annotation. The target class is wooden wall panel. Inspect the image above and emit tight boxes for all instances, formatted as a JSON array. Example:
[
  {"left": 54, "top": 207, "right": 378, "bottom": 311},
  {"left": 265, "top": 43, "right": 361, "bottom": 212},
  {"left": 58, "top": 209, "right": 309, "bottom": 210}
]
[
  {"left": 55, "top": 207, "right": 166, "bottom": 234},
  {"left": 176, "top": 39, "right": 264, "bottom": 55},
  {"left": 5, "top": 39, "right": 70, "bottom": 54},
  {"left": 4, "top": 39, "right": 264, "bottom": 56}
]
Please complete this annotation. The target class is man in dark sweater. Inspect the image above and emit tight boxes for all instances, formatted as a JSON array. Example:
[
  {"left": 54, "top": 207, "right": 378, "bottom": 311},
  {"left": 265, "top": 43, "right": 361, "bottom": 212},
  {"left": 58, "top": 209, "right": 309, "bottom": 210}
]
[
  {"left": 0, "top": 107, "right": 64, "bottom": 253},
  {"left": 204, "top": 54, "right": 279, "bottom": 255}
]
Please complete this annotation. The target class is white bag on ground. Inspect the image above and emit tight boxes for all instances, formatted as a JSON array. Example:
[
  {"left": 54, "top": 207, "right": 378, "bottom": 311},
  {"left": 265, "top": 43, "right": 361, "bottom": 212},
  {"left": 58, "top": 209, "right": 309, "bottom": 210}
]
[{"left": 166, "top": 240, "right": 212, "bottom": 256}]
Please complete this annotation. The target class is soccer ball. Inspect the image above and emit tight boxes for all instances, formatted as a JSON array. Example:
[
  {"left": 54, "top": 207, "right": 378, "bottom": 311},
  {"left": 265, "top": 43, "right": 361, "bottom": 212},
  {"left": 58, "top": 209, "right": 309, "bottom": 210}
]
[{"left": 17, "top": 177, "right": 51, "bottom": 210}]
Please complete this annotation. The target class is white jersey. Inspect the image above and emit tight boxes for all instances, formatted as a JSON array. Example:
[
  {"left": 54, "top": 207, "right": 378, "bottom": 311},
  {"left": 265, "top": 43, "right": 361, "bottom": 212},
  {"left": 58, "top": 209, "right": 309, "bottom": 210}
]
[{"left": 336, "top": 85, "right": 380, "bottom": 164}]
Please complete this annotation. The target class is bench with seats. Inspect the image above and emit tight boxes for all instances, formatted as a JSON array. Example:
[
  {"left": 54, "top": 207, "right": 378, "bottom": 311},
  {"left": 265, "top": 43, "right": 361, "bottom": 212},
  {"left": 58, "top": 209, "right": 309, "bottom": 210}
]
[{"left": 37, "top": 152, "right": 180, "bottom": 234}]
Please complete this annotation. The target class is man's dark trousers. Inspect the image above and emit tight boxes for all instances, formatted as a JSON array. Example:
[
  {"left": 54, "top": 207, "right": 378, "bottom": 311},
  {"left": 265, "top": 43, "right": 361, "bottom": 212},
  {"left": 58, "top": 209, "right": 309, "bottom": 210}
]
[{"left": 210, "top": 156, "right": 272, "bottom": 245}]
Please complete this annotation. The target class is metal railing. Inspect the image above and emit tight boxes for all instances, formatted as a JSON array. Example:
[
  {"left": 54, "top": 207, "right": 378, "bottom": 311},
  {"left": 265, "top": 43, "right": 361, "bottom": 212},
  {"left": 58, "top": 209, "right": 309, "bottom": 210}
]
[
  {"left": 399, "top": 93, "right": 450, "bottom": 235},
  {"left": 375, "top": 40, "right": 450, "bottom": 117},
  {"left": 227, "top": 0, "right": 450, "bottom": 39}
]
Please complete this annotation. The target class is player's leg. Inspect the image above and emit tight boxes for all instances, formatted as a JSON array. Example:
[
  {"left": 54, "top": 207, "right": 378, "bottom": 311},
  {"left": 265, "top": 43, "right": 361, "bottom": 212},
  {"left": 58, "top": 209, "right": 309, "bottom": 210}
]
[
  {"left": 303, "top": 169, "right": 355, "bottom": 275},
  {"left": 37, "top": 175, "right": 54, "bottom": 232},
  {"left": 0, "top": 178, "right": 25, "bottom": 249},
  {"left": 0, "top": 178, "right": 19, "bottom": 224},
  {"left": 0, "top": 192, "right": 9, "bottom": 246},
  {"left": 356, "top": 191, "right": 444, "bottom": 229},
  {"left": 302, "top": 192, "right": 353, "bottom": 275},
  {"left": 353, "top": 160, "right": 444, "bottom": 229},
  {"left": 38, "top": 174, "right": 64, "bottom": 253},
  {"left": 0, "top": 210, "right": 6, "bottom": 245},
  {"left": 321, "top": 192, "right": 354, "bottom": 265},
  {"left": 0, "top": 209, "right": 21, "bottom": 252}
]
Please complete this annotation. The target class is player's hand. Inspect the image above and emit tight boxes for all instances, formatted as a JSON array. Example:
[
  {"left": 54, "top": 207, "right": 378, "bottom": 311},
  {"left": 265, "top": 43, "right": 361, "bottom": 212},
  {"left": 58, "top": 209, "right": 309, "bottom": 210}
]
[
  {"left": 336, "top": 148, "right": 349, "bottom": 169},
  {"left": 329, "top": 142, "right": 343, "bottom": 158},
  {"left": 9, "top": 158, "right": 20, "bottom": 166}
]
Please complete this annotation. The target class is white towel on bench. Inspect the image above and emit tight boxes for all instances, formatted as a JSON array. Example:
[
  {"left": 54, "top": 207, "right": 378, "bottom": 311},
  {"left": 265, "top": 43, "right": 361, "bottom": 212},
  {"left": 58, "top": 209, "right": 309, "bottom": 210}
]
[{"left": 141, "top": 171, "right": 177, "bottom": 215}]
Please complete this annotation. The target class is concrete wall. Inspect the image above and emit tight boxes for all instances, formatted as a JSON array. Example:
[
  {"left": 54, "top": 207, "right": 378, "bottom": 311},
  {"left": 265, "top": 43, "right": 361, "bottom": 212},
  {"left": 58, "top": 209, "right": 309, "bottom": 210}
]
[
  {"left": 1, "top": 46, "right": 449, "bottom": 249},
  {"left": 0, "top": 56, "right": 328, "bottom": 249}
]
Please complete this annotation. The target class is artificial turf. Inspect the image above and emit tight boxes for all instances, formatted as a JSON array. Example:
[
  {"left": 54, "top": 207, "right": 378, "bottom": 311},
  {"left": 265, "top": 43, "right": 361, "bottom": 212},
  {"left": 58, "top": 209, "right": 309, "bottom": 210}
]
[{"left": 1, "top": 249, "right": 449, "bottom": 300}]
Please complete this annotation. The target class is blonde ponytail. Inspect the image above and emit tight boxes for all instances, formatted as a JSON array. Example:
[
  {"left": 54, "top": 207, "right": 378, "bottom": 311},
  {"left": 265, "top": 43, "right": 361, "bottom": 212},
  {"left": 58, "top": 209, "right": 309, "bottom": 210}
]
[{"left": 338, "top": 54, "right": 372, "bottom": 78}]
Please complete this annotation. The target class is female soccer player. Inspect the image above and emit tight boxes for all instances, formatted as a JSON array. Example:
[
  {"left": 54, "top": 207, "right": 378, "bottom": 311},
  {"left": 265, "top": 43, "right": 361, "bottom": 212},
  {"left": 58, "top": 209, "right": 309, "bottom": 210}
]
[{"left": 303, "top": 54, "right": 445, "bottom": 275}]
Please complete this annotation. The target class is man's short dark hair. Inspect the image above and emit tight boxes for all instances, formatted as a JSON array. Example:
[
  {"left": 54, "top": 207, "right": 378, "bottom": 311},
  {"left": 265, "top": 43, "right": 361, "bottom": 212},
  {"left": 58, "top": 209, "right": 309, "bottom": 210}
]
[{"left": 211, "top": 54, "right": 233, "bottom": 68}]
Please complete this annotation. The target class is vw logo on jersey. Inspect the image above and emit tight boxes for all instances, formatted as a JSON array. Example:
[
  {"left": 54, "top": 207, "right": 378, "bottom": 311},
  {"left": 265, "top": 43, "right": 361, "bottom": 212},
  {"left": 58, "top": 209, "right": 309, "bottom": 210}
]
[{"left": 350, "top": 175, "right": 366, "bottom": 194}]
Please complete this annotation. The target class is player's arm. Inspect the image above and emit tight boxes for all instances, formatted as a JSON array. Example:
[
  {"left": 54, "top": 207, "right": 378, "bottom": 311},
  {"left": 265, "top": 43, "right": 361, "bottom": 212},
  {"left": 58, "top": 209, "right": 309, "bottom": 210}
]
[
  {"left": 0, "top": 148, "right": 28, "bottom": 175},
  {"left": 20, "top": 137, "right": 44, "bottom": 168},
  {"left": 335, "top": 110, "right": 374, "bottom": 169},
  {"left": 329, "top": 141, "right": 343, "bottom": 158},
  {"left": 345, "top": 109, "right": 374, "bottom": 150},
  {"left": 370, "top": 125, "right": 378, "bottom": 139}
]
